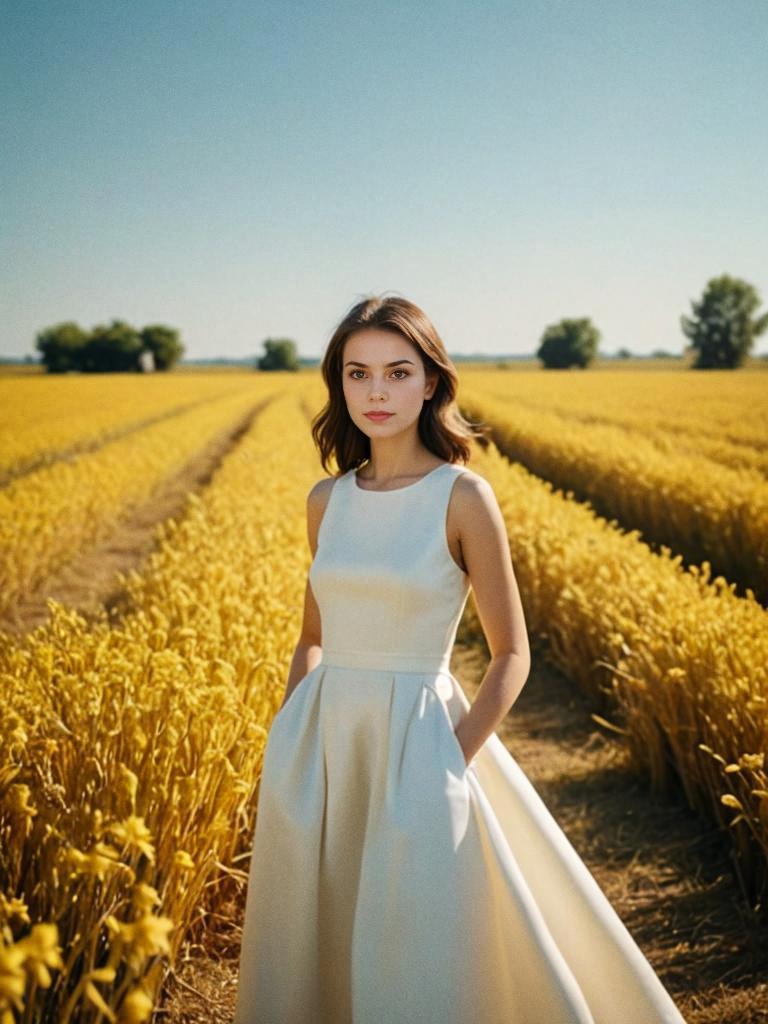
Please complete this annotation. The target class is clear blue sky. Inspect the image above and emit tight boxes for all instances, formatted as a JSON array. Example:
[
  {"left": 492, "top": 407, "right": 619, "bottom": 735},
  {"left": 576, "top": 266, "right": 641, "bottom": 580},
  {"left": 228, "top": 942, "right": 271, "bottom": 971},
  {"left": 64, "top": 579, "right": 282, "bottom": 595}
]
[{"left": 3, "top": 0, "right": 767, "bottom": 360}]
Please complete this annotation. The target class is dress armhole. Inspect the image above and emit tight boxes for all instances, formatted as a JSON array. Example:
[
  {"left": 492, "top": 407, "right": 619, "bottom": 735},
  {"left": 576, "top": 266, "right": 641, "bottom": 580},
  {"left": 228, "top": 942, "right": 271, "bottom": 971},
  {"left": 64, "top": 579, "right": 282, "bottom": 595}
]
[
  {"left": 314, "top": 473, "right": 344, "bottom": 552},
  {"left": 442, "top": 470, "right": 470, "bottom": 576}
]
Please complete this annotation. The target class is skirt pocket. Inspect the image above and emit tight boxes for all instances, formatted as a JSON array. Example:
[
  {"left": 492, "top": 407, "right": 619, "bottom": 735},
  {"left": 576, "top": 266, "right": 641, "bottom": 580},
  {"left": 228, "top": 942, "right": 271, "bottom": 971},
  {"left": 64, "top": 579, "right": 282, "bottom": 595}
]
[
  {"left": 424, "top": 679, "right": 470, "bottom": 774},
  {"left": 272, "top": 664, "right": 323, "bottom": 725}
]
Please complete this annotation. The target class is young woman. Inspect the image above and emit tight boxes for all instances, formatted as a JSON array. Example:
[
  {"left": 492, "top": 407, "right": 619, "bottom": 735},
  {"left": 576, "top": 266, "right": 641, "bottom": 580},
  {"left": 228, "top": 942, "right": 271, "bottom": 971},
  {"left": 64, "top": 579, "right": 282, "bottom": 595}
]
[{"left": 234, "top": 294, "right": 687, "bottom": 1023}]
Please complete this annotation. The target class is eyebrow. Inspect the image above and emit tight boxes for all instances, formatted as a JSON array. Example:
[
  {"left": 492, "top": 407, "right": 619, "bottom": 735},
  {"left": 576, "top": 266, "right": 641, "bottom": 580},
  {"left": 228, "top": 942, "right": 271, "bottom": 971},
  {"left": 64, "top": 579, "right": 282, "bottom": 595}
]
[{"left": 344, "top": 359, "right": 416, "bottom": 368}]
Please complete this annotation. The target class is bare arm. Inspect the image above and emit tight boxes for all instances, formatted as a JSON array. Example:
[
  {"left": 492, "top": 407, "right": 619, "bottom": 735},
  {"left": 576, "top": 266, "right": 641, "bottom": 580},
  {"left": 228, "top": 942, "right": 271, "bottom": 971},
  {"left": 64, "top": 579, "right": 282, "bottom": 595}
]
[
  {"left": 276, "top": 477, "right": 332, "bottom": 711},
  {"left": 452, "top": 474, "right": 531, "bottom": 764}
]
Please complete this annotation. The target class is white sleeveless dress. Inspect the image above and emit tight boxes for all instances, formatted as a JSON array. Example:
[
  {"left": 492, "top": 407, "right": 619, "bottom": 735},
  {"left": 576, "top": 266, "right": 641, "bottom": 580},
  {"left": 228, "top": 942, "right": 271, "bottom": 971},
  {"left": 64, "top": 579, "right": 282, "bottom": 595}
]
[{"left": 234, "top": 461, "right": 687, "bottom": 1024}]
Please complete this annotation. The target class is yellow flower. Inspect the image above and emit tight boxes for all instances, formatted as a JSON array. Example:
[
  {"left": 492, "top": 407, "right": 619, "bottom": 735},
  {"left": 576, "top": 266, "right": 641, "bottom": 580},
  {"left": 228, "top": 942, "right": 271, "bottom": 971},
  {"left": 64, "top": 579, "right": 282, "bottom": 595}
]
[
  {"left": 118, "top": 984, "right": 154, "bottom": 1023},
  {"left": 106, "top": 816, "right": 155, "bottom": 862},
  {"left": 129, "top": 915, "right": 174, "bottom": 958},
  {"left": 3, "top": 785, "right": 37, "bottom": 827},
  {"left": 173, "top": 850, "right": 195, "bottom": 870},
  {"left": 739, "top": 752, "right": 765, "bottom": 771},
  {"left": 119, "top": 914, "right": 174, "bottom": 972},
  {"left": 0, "top": 894, "right": 30, "bottom": 927},
  {"left": 132, "top": 884, "right": 160, "bottom": 915},
  {"left": 67, "top": 842, "right": 122, "bottom": 881},
  {"left": 0, "top": 943, "right": 26, "bottom": 1011},
  {"left": 16, "top": 924, "right": 63, "bottom": 988}
]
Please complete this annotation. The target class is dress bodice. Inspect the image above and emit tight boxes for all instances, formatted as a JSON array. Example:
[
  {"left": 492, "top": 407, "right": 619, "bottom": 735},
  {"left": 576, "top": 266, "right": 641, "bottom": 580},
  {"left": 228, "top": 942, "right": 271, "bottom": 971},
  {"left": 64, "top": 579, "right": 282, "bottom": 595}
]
[{"left": 308, "top": 461, "right": 472, "bottom": 673}]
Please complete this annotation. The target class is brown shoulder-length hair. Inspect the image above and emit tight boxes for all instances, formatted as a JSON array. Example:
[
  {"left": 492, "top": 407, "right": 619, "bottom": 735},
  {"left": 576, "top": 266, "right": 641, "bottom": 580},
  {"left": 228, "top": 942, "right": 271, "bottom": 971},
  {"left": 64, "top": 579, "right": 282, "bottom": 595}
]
[{"left": 311, "top": 293, "right": 491, "bottom": 476}]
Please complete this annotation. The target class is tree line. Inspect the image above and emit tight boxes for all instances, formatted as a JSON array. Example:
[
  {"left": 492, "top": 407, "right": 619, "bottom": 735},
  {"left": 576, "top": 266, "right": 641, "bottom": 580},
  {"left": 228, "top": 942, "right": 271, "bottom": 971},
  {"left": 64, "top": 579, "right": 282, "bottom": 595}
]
[
  {"left": 538, "top": 273, "right": 767, "bottom": 369},
  {"left": 31, "top": 273, "right": 767, "bottom": 373},
  {"left": 35, "top": 320, "right": 183, "bottom": 373}
]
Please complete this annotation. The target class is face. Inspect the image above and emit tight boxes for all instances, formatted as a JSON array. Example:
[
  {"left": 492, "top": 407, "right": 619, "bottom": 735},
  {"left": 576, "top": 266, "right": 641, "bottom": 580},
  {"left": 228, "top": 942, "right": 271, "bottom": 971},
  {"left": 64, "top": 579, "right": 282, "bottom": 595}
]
[{"left": 342, "top": 328, "right": 437, "bottom": 437}]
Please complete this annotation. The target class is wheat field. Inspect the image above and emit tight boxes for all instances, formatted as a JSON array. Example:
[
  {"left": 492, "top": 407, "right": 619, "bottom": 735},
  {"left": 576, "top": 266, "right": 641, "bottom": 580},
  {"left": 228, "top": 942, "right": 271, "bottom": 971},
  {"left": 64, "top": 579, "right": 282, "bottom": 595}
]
[{"left": 0, "top": 364, "right": 766, "bottom": 1022}]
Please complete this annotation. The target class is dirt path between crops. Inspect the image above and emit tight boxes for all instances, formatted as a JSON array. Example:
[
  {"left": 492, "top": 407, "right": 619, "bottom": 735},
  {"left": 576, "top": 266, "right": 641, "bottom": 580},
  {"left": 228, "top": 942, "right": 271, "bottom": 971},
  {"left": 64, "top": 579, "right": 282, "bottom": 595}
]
[
  {"left": 0, "top": 395, "right": 275, "bottom": 638},
  {"left": 159, "top": 638, "right": 768, "bottom": 1024}
]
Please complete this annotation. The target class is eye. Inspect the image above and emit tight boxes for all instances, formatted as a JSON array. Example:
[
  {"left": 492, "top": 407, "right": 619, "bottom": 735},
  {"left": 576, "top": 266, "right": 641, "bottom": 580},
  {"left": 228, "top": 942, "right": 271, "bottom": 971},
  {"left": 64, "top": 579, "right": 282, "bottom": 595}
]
[{"left": 347, "top": 369, "right": 409, "bottom": 380}]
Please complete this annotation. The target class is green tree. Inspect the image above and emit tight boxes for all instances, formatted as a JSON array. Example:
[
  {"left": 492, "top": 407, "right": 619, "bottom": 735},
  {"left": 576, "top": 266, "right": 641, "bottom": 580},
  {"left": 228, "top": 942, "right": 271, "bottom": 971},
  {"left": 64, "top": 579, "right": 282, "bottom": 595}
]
[
  {"left": 139, "top": 325, "right": 184, "bottom": 370},
  {"left": 257, "top": 337, "right": 299, "bottom": 371},
  {"left": 35, "top": 322, "right": 88, "bottom": 373},
  {"left": 681, "top": 274, "right": 768, "bottom": 369},
  {"left": 537, "top": 318, "right": 600, "bottom": 369},
  {"left": 81, "top": 319, "right": 143, "bottom": 372}
]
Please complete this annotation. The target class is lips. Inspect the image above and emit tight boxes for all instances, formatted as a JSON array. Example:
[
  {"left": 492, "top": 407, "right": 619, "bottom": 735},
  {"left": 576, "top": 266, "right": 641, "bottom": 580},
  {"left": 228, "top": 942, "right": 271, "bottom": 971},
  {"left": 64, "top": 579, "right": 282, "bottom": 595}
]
[{"left": 364, "top": 412, "right": 394, "bottom": 420}]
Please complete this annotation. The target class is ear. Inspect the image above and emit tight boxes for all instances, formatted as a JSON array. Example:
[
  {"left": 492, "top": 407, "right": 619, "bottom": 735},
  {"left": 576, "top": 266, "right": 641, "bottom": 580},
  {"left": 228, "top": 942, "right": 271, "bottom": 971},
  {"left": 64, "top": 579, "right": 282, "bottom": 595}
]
[{"left": 424, "top": 368, "right": 439, "bottom": 400}]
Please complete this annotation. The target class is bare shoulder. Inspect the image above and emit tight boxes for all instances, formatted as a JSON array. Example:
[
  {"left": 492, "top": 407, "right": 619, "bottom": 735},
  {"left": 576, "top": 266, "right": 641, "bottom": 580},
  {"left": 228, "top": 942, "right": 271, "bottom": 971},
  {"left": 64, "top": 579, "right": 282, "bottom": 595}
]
[
  {"left": 451, "top": 466, "right": 498, "bottom": 510},
  {"left": 308, "top": 474, "right": 337, "bottom": 503},
  {"left": 449, "top": 467, "right": 506, "bottom": 546},
  {"left": 307, "top": 474, "right": 339, "bottom": 519}
]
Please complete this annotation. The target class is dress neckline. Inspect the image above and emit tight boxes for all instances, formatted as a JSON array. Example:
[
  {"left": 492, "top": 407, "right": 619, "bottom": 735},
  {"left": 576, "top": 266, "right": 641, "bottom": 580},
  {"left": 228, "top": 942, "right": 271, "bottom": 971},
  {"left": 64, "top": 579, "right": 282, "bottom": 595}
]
[{"left": 352, "top": 461, "right": 452, "bottom": 494}]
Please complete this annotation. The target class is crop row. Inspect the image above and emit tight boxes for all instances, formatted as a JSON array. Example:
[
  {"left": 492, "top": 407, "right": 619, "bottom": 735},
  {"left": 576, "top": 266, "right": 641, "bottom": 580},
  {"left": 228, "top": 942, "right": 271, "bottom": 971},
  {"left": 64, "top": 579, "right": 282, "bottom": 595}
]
[
  {"left": 0, "top": 382, "right": 277, "bottom": 623},
  {"left": 0, "top": 386, "right": 317, "bottom": 1020},
  {"left": 0, "top": 374, "right": 256, "bottom": 483},
  {"left": 460, "top": 366, "right": 768, "bottom": 463},
  {"left": 459, "top": 387, "right": 768, "bottom": 603}
]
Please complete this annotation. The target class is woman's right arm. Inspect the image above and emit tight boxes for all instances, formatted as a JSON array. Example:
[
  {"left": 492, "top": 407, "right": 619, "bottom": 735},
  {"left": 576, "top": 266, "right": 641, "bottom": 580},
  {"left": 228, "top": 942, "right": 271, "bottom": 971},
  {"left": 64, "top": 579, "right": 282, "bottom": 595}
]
[{"left": 276, "top": 477, "right": 333, "bottom": 710}]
